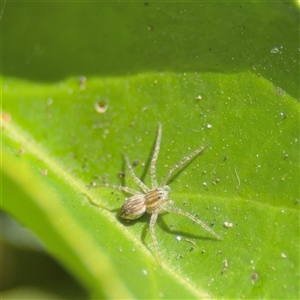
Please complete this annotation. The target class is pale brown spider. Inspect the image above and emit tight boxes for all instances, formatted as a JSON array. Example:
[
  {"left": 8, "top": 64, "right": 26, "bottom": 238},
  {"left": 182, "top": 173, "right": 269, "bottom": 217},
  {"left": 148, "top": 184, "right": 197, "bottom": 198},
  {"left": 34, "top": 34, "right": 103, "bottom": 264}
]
[{"left": 99, "top": 123, "right": 221, "bottom": 264}]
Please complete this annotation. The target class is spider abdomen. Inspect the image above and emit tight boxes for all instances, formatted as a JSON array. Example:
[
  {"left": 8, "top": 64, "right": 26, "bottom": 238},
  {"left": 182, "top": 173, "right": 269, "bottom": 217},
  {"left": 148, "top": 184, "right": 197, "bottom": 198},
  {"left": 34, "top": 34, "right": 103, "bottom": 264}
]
[{"left": 120, "top": 195, "right": 146, "bottom": 220}]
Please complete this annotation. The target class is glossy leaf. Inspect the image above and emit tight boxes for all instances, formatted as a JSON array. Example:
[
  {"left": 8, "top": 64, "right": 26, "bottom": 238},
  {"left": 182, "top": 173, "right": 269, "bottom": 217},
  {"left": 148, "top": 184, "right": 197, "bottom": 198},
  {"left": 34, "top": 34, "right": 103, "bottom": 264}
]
[{"left": 1, "top": 1, "right": 299, "bottom": 299}]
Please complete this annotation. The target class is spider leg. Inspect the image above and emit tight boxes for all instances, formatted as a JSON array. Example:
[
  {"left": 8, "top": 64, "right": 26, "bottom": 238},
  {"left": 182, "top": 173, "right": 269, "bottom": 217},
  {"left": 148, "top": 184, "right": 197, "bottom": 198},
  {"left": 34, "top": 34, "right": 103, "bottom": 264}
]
[
  {"left": 123, "top": 153, "right": 150, "bottom": 193},
  {"left": 149, "top": 212, "right": 162, "bottom": 266},
  {"left": 150, "top": 123, "right": 162, "bottom": 189},
  {"left": 164, "top": 203, "right": 222, "bottom": 240},
  {"left": 95, "top": 183, "right": 143, "bottom": 196},
  {"left": 160, "top": 141, "right": 211, "bottom": 186}
]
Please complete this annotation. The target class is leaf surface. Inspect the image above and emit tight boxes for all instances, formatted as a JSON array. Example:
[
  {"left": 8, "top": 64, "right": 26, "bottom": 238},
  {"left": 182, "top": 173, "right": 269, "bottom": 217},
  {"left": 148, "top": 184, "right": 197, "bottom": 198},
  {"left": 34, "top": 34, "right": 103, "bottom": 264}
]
[{"left": 1, "top": 1, "right": 299, "bottom": 299}]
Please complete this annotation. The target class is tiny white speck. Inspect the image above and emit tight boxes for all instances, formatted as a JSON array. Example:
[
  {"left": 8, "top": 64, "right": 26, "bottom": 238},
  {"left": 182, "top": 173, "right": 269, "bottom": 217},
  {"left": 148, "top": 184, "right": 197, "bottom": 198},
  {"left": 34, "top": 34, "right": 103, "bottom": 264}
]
[
  {"left": 207, "top": 124, "right": 212, "bottom": 129},
  {"left": 223, "top": 221, "right": 233, "bottom": 228},
  {"left": 176, "top": 235, "right": 182, "bottom": 242},
  {"left": 95, "top": 101, "right": 108, "bottom": 113},
  {"left": 142, "top": 269, "right": 148, "bottom": 276},
  {"left": 223, "top": 259, "right": 228, "bottom": 267}
]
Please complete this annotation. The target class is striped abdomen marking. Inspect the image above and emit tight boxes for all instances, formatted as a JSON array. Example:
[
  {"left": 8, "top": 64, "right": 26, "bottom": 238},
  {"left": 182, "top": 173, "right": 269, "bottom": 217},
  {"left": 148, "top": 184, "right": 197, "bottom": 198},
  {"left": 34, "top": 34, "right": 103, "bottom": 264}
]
[{"left": 120, "top": 195, "right": 146, "bottom": 220}]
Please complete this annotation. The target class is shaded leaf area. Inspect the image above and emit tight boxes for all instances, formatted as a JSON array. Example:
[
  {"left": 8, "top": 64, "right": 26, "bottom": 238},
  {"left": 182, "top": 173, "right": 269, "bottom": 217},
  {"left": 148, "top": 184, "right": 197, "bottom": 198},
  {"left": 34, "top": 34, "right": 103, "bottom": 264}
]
[
  {"left": 1, "top": 215, "right": 88, "bottom": 300},
  {"left": 2, "top": 1, "right": 299, "bottom": 98},
  {"left": 2, "top": 71, "right": 299, "bottom": 299}
]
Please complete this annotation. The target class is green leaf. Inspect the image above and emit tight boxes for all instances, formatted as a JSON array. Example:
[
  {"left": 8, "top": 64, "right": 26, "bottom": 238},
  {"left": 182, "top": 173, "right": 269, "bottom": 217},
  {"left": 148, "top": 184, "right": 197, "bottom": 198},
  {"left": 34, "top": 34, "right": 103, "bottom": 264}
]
[{"left": 2, "top": 1, "right": 299, "bottom": 299}]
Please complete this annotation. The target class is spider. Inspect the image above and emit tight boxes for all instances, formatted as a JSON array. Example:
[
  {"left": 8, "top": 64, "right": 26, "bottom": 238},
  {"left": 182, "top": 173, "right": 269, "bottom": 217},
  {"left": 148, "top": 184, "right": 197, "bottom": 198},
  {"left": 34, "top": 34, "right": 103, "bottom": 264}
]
[{"left": 98, "top": 123, "right": 221, "bottom": 265}]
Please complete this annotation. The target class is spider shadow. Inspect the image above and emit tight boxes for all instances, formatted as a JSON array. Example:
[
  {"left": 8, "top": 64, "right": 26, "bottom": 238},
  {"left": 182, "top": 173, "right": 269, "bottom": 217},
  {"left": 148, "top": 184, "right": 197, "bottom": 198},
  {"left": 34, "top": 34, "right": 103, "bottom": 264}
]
[
  {"left": 139, "top": 212, "right": 219, "bottom": 247},
  {"left": 115, "top": 210, "right": 149, "bottom": 227},
  {"left": 164, "top": 152, "right": 207, "bottom": 186},
  {"left": 116, "top": 132, "right": 155, "bottom": 190},
  {"left": 122, "top": 126, "right": 208, "bottom": 188}
]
